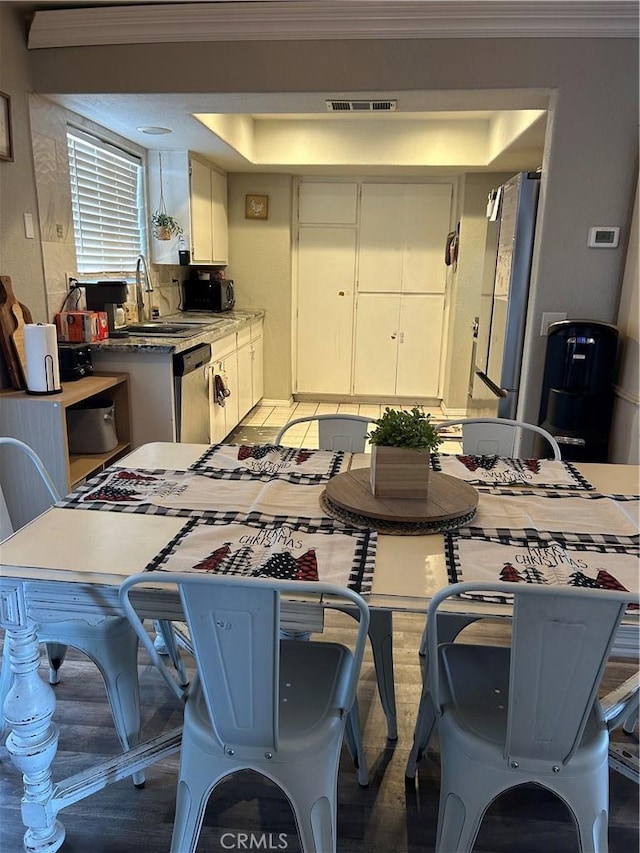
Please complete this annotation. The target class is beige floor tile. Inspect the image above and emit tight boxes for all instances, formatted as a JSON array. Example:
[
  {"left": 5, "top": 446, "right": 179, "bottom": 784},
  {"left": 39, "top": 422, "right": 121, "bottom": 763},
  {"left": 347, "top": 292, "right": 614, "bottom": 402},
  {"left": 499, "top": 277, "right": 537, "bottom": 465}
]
[
  {"left": 357, "top": 404, "right": 382, "bottom": 419},
  {"left": 337, "top": 402, "right": 361, "bottom": 414}
]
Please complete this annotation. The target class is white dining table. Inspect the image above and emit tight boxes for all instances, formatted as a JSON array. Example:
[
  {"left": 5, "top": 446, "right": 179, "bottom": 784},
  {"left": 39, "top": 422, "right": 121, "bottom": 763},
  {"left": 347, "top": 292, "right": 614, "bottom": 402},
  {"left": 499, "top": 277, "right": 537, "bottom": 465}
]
[{"left": 1, "top": 441, "right": 638, "bottom": 853}]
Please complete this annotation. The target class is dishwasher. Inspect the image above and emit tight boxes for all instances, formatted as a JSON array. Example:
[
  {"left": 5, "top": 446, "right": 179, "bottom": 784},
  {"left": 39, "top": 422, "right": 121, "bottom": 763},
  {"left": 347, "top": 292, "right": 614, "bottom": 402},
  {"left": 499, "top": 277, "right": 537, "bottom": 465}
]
[{"left": 173, "top": 343, "right": 212, "bottom": 443}]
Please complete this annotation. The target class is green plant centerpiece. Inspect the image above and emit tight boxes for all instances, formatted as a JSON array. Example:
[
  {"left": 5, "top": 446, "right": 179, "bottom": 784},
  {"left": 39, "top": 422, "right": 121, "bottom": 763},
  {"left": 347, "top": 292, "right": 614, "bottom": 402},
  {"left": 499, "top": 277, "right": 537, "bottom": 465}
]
[
  {"left": 368, "top": 406, "right": 442, "bottom": 499},
  {"left": 151, "top": 210, "right": 183, "bottom": 241}
]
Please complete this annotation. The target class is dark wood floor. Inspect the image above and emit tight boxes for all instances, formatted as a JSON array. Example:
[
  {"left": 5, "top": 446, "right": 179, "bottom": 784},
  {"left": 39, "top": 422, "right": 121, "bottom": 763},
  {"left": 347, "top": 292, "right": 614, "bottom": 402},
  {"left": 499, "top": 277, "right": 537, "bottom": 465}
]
[{"left": 1, "top": 614, "right": 638, "bottom": 853}]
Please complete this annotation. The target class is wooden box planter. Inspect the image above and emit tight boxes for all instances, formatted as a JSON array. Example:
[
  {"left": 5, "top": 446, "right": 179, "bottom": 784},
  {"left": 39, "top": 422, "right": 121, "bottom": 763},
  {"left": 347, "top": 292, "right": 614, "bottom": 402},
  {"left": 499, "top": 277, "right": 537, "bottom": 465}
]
[{"left": 369, "top": 445, "right": 431, "bottom": 499}]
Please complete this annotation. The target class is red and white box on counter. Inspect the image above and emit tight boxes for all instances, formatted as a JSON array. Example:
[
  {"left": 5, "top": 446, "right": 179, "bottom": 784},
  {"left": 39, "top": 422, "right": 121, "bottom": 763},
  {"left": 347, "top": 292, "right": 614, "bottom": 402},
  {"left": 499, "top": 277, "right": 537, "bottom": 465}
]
[{"left": 55, "top": 310, "right": 109, "bottom": 343}]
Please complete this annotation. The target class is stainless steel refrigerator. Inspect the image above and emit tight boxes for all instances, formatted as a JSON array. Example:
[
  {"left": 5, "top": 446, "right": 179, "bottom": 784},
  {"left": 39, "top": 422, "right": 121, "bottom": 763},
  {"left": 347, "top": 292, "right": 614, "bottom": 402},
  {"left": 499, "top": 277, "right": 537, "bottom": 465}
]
[{"left": 471, "top": 171, "right": 541, "bottom": 419}]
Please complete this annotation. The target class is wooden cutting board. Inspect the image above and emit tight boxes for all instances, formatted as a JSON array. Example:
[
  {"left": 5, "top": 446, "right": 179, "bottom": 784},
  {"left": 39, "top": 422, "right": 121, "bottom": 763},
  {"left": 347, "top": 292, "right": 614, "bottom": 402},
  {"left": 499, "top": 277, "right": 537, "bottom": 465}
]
[{"left": 0, "top": 275, "right": 33, "bottom": 390}]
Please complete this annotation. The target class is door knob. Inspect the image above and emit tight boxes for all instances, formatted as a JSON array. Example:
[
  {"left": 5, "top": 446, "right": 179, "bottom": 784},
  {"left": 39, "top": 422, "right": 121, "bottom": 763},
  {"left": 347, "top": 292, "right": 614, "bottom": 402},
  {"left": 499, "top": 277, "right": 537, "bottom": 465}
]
[{"left": 338, "top": 291, "right": 345, "bottom": 296}]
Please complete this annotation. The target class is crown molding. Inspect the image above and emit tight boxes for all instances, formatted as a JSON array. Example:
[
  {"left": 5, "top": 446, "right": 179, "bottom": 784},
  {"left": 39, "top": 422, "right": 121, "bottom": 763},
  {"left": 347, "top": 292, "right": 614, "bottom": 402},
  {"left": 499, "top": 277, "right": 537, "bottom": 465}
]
[{"left": 28, "top": 1, "right": 640, "bottom": 49}]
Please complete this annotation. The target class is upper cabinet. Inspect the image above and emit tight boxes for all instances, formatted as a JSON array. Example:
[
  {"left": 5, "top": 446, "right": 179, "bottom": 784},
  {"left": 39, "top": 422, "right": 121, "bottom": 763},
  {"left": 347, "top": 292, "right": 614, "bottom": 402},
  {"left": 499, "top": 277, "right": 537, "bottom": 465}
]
[{"left": 148, "top": 151, "right": 228, "bottom": 265}]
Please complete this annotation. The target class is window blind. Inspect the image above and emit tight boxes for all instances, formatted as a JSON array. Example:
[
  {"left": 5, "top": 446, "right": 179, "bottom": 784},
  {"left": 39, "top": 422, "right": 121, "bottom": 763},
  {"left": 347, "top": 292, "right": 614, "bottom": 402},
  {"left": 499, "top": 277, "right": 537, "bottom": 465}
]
[{"left": 67, "top": 129, "right": 145, "bottom": 275}]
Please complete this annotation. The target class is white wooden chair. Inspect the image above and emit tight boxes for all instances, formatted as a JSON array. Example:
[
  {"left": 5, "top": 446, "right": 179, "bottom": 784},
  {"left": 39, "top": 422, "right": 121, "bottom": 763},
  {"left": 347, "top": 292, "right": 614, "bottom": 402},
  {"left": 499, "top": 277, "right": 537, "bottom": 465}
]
[
  {"left": 436, "top": 417, "right": 562, "bottom": 459},
  {"left": 120, "top": 573, "right": 370, "bottom": 853},
  {"left": 0, "top": 436, "right": 145, "bottom": 785},
  {"left": 413, "top": 581, "right": 638, "bottom": 852}
]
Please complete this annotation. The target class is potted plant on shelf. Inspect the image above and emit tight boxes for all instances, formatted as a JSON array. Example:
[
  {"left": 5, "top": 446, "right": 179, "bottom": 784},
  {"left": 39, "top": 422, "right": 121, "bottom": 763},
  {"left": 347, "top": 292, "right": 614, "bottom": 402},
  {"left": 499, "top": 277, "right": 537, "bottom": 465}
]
[
  {"left": 151, "top": 209, "right": 183, "bottom": 241},
  {"left": 368, "top": 406, "right": 442, "bottom": 499}
]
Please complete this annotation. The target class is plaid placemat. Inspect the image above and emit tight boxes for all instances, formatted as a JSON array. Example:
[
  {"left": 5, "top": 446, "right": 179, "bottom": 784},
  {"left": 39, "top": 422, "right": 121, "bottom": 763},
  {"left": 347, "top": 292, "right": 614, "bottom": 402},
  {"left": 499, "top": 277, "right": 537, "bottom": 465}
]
[
  {"left": 190, "top": 443, "right": 345, "bottom": 483},
  {"left": 445, "top": 529, "right": 639, "bottom": 602},
  {"left": 146, "top": 516, "right": 376, "bottom": 594},
  {"left": 431, "top": 453, "right": 593, "bottom": 490},
  {"left": 57, "top": 467, "right": 332, "bottom": 522}
]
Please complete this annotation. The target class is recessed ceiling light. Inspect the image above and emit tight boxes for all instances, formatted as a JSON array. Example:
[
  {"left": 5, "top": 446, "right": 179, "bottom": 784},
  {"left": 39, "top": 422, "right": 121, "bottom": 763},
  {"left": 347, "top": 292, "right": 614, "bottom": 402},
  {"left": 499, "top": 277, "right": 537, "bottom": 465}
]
[{"left": 137, "top": 126, "right": 172, "bottom": 135}]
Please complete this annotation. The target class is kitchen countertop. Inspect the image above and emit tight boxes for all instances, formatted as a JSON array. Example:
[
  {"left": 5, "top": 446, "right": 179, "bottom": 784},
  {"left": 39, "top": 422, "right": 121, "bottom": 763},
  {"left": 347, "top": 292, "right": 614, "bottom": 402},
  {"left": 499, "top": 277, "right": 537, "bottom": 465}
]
[{"left": 91, "top": 309, "right": 265, "bottom": 355}]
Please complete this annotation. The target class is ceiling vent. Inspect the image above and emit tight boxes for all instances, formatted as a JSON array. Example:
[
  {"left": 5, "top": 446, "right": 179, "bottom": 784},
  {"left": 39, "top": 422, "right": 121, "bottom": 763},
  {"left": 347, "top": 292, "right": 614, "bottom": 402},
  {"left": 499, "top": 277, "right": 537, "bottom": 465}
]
[{"left": 325, "top": 100, "right": 397, "bottom": 113}]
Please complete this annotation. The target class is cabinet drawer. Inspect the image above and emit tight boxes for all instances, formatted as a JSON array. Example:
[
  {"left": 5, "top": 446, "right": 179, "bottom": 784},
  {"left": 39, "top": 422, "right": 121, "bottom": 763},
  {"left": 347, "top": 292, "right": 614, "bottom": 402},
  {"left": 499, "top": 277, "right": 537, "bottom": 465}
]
[
  {"left": 212, "top": 333, "right": 237, "bottom": 360},
  {"left": 237, "top": 326, "right": 251, "bottom": 349}
]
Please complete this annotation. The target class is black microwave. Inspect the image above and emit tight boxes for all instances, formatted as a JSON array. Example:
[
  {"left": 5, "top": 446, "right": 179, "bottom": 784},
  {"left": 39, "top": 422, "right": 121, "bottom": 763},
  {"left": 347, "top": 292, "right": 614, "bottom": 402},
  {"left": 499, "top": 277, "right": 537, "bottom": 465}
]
[{"left": 183, "top": 278, "right": 235, "bottom": 312}]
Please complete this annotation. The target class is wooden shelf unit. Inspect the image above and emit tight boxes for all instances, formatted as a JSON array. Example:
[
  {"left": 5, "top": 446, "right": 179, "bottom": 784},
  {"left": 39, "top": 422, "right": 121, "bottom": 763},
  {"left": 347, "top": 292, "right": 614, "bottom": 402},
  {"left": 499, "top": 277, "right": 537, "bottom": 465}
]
[{"left": 0, "top": 373, "right": 131, "bottom": 528}]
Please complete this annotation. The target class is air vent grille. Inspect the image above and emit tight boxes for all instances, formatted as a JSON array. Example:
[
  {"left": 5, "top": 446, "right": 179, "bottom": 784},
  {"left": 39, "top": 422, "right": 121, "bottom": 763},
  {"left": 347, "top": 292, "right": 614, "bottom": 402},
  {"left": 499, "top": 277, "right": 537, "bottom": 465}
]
[{"left": 326, "top": 100, "right": 397, "bottom": 113}]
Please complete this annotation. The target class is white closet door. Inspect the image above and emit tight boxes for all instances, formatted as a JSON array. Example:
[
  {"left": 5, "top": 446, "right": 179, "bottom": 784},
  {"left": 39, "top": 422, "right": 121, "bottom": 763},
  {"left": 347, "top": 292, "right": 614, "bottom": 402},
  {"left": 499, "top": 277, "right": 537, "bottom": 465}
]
[
  {"left": 358, "top": 183, "right": 452, "bottom": 294},
  {"left": 396, "top": 294, "right": 445, "bottom": 397},
  {"left": 358, "top": 184, "right": 405, "bottom": 292},
  {"left": 296, "top": 227, "right": 356, "bottom": 394},
  {"left": 298, "top": 182, "right": 358, "bottom": 224},
  {"left": 353, "top": 294, "right": 401, "bottom": 395}
]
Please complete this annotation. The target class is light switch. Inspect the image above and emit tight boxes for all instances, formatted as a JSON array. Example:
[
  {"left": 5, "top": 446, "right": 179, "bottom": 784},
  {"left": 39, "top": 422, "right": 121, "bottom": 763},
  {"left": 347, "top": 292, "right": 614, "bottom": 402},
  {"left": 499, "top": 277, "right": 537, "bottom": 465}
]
[
  {"left": 540, "top": 312, "right": 567, "bottom": 336},
  {"left": 587, "top": 226, "right": 620, "bottom": 248},
  {"left": 23, "top": 213, "right": 34, "bottom": 239}
]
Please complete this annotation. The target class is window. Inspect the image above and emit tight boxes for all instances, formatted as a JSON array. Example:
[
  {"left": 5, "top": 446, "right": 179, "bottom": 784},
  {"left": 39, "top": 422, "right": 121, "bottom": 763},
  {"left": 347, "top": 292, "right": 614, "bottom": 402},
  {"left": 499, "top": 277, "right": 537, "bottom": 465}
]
[{"left": 67, "top": 129, "right": 145, "bottom": 274}]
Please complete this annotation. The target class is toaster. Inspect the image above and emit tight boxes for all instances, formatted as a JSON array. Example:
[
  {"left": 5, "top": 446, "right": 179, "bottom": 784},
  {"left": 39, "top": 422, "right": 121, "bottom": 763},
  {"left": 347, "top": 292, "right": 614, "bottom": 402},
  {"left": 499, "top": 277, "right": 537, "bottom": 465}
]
[{"left": 57, "top": 343, "right": 93, "bottom": 382}]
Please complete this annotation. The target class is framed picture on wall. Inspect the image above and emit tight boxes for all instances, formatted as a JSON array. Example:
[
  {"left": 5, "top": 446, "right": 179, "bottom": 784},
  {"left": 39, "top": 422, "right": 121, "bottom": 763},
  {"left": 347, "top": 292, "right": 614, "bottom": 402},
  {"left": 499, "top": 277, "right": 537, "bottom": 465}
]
[
  {"left": 0, "top": 92, "right": 13, "bottom": 162},
  {"left": 245, "top": 194, "right": 268, "bottom": 220}
]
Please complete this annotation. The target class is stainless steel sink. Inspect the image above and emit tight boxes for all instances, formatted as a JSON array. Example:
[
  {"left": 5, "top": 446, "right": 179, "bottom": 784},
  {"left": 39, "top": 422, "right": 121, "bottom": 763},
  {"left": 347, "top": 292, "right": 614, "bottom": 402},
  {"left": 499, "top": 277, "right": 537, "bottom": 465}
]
[{"left": 122, "top": 323, "right": 204, "bottom": 338}]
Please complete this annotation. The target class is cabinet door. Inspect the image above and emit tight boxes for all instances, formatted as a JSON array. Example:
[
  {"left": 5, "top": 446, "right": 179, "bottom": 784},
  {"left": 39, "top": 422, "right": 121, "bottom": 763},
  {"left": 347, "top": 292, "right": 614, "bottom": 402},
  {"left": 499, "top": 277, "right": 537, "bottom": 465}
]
[
  {"left": 236, "top": 342, "right": 253, "bottom": 420},
  {"left": 296, "top": 226, "right": 356, "bottom": 394},
  {"left": 298, "top": 181, "right": 358, "bottom": 224},
  {"left": 211, "top": 169, "right": 228, "bottom": 264},
  {"left": 190, "top": 158, "right": 213, "bottom": 263},
  {"left": 358, "top": 183, "right": 452, "bottom": 295},
  {"left": 353, "top": 294, "right": 401, "bottom": 395},
  {"left": 396, "top": 294, "right": 444, "bottom": 397},
  {"left": 251, "top": 334, "right": 264, "bottom": 406}
]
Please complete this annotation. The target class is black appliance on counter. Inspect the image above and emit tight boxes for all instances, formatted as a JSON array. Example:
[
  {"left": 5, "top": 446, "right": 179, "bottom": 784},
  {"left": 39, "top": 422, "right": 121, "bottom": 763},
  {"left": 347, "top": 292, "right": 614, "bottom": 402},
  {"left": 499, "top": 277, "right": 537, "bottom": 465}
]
[
  {"left": 57, "top": 343, "right": 93, "bottom": 381},
  {"left": 538, "top": 320, "right": 619, "bottom": 462},
  {"left": 182, "top": 270, "right": 235, "bottom": 312}
]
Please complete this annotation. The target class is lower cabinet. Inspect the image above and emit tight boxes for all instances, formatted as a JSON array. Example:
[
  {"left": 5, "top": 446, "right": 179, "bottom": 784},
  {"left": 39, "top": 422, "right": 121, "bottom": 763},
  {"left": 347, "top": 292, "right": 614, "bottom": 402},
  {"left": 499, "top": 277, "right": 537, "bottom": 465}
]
[{"left": 210, "top": 320, "right": 264, "bottom": 442}]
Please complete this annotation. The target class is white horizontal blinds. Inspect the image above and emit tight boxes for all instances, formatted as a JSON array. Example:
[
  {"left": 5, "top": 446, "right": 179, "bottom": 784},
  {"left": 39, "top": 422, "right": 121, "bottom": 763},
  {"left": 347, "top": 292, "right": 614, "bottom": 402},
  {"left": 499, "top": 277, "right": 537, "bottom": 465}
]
[{"left": 67, "top": 129, "right": 144, "bottom": 274}]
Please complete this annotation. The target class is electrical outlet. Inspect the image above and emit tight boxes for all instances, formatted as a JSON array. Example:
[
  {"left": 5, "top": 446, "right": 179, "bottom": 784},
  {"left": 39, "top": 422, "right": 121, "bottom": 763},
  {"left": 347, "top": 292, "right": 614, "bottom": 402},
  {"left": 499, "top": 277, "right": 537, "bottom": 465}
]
[{"left": 65, "top": 272, "right": 79, "bottom": 290}]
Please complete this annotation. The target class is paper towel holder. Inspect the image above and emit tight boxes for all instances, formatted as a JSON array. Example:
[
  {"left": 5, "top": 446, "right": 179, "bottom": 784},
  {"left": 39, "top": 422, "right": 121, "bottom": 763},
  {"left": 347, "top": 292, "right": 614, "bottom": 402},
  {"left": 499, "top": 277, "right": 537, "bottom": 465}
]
[
  {"left": 25, "top": 353, "right": 62, "bottom": 395},
  {"left": 24, "top": 323, "right": 62, "bottom": 395}
]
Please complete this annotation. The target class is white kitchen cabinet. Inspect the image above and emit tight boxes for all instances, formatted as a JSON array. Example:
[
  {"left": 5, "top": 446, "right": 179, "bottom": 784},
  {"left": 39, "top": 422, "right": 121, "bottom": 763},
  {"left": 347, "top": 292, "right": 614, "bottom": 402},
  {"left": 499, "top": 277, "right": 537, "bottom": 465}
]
[
  {"left": 251, "top": 323, "right": 264, "bottom": 406},
  {"left": 353, "top": 293, "right": 444, "bottom": 397},
  {"left": 296, "top": 226, "right": 356, "bottom": 394},
  {"left": 358, "top": 183, "right": 452, "bottom": 294},
  {"left": 236, "top": 321, "right": 264, "bottom": 420},
  {"left": 209, "top": 334, "right": 239, "bottom": 444},
  {"left": 148, "top": 150, "right": 228, "bottom": 266}
]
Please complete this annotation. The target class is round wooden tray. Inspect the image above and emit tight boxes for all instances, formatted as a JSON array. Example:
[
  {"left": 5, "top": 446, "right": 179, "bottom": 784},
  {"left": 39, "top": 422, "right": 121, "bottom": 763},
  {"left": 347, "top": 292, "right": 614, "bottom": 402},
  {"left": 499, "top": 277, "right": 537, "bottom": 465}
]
[{"left": 322, "top": 467, "right": 478, "bottom": 534}]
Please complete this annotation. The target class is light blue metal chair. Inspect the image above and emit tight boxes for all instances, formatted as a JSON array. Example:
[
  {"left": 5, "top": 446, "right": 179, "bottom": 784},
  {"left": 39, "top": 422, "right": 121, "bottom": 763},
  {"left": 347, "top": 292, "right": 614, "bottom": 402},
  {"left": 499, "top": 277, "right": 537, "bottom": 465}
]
[
  {"left": 408, "top": 581, "right": 638, "bottom": 853},
  {"left": 436, "top": 417, "right": 562, "bottom": 459},
  {"left": 275, "top": 413, "right": 375, "bottom": 452},
  {"left": 119, "top": 573, "right": 370, "bottom": 853}
]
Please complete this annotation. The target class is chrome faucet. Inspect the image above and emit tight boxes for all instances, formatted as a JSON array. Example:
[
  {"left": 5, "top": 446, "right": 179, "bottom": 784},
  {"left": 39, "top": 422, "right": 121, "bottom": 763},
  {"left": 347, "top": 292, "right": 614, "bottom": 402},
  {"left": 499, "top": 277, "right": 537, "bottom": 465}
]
[{"left": 135, "top": 254, "right": 154, "bottom": 322}]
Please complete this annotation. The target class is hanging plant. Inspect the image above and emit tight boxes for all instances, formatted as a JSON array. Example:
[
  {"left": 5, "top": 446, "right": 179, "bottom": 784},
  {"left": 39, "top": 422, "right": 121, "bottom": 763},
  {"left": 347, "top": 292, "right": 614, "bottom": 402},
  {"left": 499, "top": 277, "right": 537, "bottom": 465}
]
[{"left": 152, "top": 152, "right": 183, "bottom": 241}]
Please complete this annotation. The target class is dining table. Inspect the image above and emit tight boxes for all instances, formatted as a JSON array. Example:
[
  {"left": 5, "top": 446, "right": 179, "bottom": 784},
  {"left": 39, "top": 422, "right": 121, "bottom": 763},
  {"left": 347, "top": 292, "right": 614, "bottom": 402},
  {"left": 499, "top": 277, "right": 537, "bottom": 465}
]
[{"left": 1, "top": 440, "right": 638, "bottom": 853}]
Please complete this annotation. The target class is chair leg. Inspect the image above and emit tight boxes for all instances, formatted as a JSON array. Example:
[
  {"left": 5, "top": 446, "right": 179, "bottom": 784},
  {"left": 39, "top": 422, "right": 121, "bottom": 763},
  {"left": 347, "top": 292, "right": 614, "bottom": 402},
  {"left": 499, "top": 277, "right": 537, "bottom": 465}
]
[
  {"left": 549, "top": 767, "right": 609, "bottom": 853},
  {"left": 405, "top": 686, "right": 437, "bottom": 778},
  {"left": 367, "top": 609, "right": 397, "bottom": 740},
  {"left": 155, "top": 620, "right": 190, "bottom": 688},
  {"left": 343, "top": 698, "right": 369, "bottom": 786},
  {"left": 45, "top": 642, "right": 68, "bottom": 684}
]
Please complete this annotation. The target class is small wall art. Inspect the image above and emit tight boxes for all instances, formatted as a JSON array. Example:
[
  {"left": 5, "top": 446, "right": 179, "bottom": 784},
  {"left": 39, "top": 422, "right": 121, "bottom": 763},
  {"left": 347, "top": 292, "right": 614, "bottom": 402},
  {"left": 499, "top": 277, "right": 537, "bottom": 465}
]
[
  {"left": 245, "top": 194, "right": 268, "bottom": 220},
  {"left": 0, "top": 92, "right": 13, "bottom": 163}
]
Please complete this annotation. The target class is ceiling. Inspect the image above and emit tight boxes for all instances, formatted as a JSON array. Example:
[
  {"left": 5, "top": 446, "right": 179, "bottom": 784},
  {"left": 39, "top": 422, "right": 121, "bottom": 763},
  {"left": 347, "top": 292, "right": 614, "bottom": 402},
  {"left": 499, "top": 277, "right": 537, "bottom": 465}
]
[{"left": 23, "top": 0, "right": 623, "bottom": 174}]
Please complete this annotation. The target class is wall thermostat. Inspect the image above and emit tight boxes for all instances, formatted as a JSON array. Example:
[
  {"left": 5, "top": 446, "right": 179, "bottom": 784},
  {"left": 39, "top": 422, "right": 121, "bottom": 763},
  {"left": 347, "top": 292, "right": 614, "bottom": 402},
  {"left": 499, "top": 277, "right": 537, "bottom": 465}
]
[{"left": 587, "top": 226, "right": 620, "bottom": 248}]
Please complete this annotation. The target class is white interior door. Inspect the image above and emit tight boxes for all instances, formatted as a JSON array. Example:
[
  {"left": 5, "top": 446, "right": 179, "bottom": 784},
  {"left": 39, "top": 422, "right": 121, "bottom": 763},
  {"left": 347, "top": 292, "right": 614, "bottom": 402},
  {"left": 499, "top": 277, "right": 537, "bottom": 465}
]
[
  {"left": 353, "top": 293, "right": 400, "bottom": 395},
  {"left": 396, "top": 294, "right": 445, "bottom": 397},
  {"left": 296, "top": 226, "right": 356, "bottom": 394},
  {"left": 358, "top": 184, "right": 405, "bottom": 292},
  {"left": 401, "top": 183, "right": 452, "bottom": 294}
]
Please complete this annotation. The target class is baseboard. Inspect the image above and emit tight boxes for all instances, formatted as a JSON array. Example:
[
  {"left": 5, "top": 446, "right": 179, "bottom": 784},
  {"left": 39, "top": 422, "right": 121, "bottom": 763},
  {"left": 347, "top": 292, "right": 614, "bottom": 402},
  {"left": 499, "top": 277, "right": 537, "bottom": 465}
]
[
  {"left": 440, "top": 405, "right": 469, "bottom": 419},
  {"left": 294, "top": 393, "right": 442, "bottom": 407},
  {"left": 259, "top": 397, "right": 294, "bottom": 407}
]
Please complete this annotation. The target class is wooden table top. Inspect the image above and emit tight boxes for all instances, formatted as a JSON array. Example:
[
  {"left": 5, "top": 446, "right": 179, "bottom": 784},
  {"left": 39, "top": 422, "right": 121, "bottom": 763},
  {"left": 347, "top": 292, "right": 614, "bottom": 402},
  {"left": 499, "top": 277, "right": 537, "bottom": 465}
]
[{"left": 324, "top": 467, "right": 479, "bottom": 524}]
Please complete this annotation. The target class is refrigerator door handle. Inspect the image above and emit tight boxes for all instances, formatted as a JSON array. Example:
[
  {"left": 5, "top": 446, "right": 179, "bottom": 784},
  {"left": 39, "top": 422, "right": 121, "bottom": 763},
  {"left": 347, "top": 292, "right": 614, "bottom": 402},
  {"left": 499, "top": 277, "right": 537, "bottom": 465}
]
[{"left": 475, "top": 369, "right": 509, "bottom": 399}]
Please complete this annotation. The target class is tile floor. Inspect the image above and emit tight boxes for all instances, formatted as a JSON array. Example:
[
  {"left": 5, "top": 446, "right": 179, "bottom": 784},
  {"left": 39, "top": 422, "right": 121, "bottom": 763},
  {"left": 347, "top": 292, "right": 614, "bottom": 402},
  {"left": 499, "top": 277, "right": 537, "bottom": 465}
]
[{"left": 227, "top": 400, "right": 463, "bottom": 453}]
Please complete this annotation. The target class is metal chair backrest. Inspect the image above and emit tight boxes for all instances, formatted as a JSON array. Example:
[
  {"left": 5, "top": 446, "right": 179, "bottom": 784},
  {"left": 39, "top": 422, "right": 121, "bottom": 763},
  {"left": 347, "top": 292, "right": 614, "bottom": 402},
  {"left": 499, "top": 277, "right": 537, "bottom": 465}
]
[
  {"left": 0, "top": 436, "right": 60, "bottom": 538},
  {"left": 120, "top": 574, "right": 369, "bottom": 755},
  {"left": 436, "top": 417, "right": 562, "bottom": 459},
  {"left": 275, "top": 414, "right": 375, "bottom": 452},
  {"left": 428, "top": 581, "right": 634, "bottom": 768}
]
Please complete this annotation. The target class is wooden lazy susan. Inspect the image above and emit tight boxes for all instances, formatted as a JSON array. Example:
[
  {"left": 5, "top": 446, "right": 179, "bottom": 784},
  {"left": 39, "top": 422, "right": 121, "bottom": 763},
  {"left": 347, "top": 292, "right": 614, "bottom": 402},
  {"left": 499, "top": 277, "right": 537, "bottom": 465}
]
[{"left": 321, "top": 467, "right": 478, "bottom": 535}]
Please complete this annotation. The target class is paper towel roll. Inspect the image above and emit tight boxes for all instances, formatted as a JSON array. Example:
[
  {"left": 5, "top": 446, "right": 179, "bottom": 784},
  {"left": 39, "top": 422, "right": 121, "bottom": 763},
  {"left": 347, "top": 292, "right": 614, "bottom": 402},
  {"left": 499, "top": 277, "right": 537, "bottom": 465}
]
[{"left": 24, "top": 323, "right": 61, "bottom": 394}]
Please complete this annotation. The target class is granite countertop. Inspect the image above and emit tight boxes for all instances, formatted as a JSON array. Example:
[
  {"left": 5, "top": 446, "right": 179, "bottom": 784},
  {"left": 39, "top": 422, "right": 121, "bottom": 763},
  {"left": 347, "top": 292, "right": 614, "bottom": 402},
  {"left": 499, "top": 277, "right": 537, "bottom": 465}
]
[{"left": 91, "top": 310, "right": 264, "bottom": 355}]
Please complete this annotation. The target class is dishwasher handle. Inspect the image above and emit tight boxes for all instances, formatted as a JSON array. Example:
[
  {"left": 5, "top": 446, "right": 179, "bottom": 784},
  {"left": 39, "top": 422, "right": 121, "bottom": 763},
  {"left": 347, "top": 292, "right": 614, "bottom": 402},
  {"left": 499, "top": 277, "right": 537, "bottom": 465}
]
[{"left": 173, "top": 343, "right": 212, "bottom": 377}]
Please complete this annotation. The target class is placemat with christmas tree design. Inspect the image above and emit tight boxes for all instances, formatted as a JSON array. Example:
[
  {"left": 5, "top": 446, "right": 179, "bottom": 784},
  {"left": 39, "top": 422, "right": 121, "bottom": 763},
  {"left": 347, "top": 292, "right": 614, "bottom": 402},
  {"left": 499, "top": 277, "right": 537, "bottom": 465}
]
[
  {"left": 190, "top": 443, "right": 346, "bottom": 483},
  {"left": 444, "top": 529, "right": 638, "bottom": 603},
  {"left": 431, "top": 453, "right": 593, "bottom": 490},
  {"left": 145, "top": 516, "right": 377, "bottom": 594}
]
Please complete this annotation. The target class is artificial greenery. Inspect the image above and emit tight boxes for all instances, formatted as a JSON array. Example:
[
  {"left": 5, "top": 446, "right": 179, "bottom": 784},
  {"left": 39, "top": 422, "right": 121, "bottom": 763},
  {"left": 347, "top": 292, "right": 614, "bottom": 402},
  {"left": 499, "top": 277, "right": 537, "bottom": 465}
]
[
  {"left": 151, "top": 210, "right": 183, "bottom": 237},
  {"left": 368, "top": 406, "right": 442, "bottom": 451}
]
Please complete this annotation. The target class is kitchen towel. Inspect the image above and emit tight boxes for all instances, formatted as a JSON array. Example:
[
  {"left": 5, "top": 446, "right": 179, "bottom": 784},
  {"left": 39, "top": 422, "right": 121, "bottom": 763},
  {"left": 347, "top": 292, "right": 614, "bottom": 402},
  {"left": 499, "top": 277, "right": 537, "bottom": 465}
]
[{"left": 24, "top": 323, "right": 61, "bottom": 394}]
